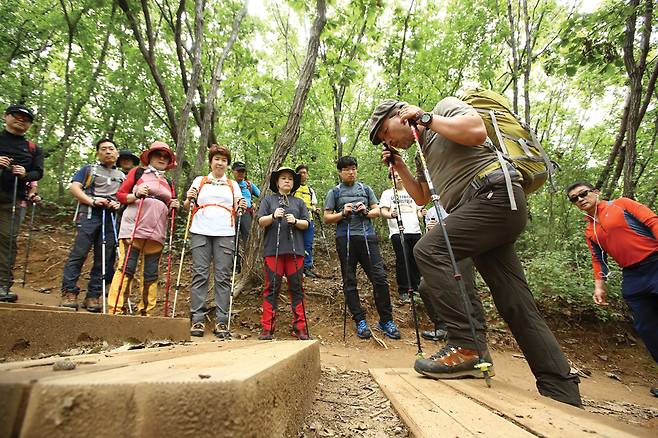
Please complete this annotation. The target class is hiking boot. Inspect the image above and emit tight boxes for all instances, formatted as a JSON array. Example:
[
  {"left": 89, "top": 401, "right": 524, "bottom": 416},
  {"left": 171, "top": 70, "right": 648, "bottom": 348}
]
[
  {"left": 258, "top": 329, "right": 273, "bottom": 340},
  {"left": 377, "top": 320, "right": 401, "bottom": 339},
  {"left": 292, "top": 327, "right": 310, "bottom": 340},
  {"left": 651, "top": 387, "right": 658, "bottom": 398},
  {"left": 398, "top": 292, "right": 411, "bottom": 303},
  {"left": 355, "top": 320, "right": 372, "bottom": 339},
  {"left": 60, "top": 292, "right": 79, "bottom": 310},
  {"left": 421, "top": 328, "right": 448, "bottom": 342},
  {"left": 304, "top": 268, "right": 319, "bottom": 278},
  {"left": 414, "top": 345, "right": 495, "bottom": 379},
  {"left": 83, "top": 297, "right": 102, "bottom": 313},
  {"left": 190, "top": 322, "right": 205, "bottom": 337},
  {"left": 0, "top": 286, "right": 18, "bottom": 303},
  {"left": 214, "top": 322, "right": 230, "bottom": 339}
]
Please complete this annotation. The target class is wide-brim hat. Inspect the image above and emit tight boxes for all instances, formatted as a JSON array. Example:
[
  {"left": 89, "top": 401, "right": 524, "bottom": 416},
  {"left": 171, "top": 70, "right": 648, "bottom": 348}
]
[
  {"left": 369, "top": 99, "right": 407, "bottom": 145},
  {"left": 118, "top": 150, "right": 140, "bottom": 166},
  {"left": 269, "top": 167, "right": 301, "bottom": 194},
  {"left": 140, "top": 141, "right": 177, "bottom": 170}
]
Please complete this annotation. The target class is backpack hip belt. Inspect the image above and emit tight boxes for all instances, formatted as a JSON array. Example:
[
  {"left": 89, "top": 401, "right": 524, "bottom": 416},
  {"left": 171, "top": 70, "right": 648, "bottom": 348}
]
[{"left": 471, "top": 164, "right": 521, "bottom": 192}]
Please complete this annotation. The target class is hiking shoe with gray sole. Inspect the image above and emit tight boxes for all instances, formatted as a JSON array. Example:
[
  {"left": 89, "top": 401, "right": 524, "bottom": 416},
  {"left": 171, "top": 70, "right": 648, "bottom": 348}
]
[
  {"left": 191, "top": 322, "right": 205, "bottom": 337},
  {"left": 414, "top": 345, "right": 495, "bottom": 379}
]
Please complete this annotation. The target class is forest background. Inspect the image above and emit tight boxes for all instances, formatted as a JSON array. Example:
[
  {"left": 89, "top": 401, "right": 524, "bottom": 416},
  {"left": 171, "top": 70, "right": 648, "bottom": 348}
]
[{"left": 2, "top": 0, "right": 657, "bottom": 319}]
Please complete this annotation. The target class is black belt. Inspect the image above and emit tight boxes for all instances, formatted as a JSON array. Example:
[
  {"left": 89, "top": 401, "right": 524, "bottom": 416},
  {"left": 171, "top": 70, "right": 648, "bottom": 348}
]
[{"left": 625, "top": 252, "right": 658, "bottom": 270}]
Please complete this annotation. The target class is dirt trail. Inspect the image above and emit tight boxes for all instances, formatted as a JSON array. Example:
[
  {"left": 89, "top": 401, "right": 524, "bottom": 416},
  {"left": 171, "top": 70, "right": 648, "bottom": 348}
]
[{"left": 9, "top": 212, "right": 658, "bottom": 434}]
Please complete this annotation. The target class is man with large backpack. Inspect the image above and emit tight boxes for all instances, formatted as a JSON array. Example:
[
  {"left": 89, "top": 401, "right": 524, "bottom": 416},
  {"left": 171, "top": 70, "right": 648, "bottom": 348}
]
[
  {"left": 324, "top": 156, "right": 400, "bottom": 340},
  {"left": 60, "top": 138, "right": 125, "bottom": 311},
  {"left": 0, "top": 104, "right": 44, "bottom": 302},
  {"left": 370, "top": 95, "right": 582, "bottom": 408}
]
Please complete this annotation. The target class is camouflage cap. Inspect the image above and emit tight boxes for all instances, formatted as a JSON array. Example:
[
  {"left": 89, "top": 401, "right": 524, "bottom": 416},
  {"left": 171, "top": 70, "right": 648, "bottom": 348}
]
[{"left": 369, "top": 99, "right": 406, "bottom": 145}]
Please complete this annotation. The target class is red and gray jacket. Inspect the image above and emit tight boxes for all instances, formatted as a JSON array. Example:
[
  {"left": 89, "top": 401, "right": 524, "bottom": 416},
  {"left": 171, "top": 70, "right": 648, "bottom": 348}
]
[{"left": 584, "top": 198, "right": 658, "bottom": 279}]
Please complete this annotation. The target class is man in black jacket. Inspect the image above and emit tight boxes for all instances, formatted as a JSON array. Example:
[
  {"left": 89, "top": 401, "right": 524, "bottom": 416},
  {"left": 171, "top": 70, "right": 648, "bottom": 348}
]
[{"left": 0, "top": 104, "right": 44, "bottom": 302}]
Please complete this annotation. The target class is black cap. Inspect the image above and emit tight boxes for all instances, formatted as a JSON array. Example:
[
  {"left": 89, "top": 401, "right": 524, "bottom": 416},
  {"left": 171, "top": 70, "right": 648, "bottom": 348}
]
[
  {"left": 232, "top": 161, "right": 247, "bottom": 171},
  {"left": 5, "top": 104, "right": 35, "bottom": 122},
  {"left": 118, "top": 150, "right": 140, "bottom": 166}
]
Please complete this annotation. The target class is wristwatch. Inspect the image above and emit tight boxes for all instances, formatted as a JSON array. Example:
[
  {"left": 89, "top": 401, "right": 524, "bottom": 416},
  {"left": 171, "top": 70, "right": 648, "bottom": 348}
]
[{"left": 418, "top": 112, "right": 433, "bottom": 127}]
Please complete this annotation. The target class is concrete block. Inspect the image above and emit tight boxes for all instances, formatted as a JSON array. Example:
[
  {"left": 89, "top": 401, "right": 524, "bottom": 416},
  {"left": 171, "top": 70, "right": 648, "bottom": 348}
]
[
  {"left": 0, "top": 307, "right": 190, "bottom": 359},
  {"left": 8, "top": 340, "right": 319, "bottom": 437}
]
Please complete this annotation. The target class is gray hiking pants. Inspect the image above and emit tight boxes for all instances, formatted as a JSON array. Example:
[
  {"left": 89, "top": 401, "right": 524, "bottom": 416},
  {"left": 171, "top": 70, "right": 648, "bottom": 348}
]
[
  {"left": 189, "top": 233, "right": 235, "bottom": 324},
  {"left": 414, "top": 183, "right": 582, "bottom": 407}
]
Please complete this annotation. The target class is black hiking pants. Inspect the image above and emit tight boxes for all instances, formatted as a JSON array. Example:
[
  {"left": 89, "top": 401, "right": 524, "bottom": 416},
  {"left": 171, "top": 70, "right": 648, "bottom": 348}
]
[
  {"left": 336, "top": 235, "right": 392, "bottom": 324},
  {"left": 413, "top": 183, "right": 582, "bottom": 407}
]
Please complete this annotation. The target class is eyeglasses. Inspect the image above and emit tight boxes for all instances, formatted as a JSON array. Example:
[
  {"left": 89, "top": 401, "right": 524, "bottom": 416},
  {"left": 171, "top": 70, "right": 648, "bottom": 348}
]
[{"left": 568, "top": 189, "right": 592, "bottom": 203}]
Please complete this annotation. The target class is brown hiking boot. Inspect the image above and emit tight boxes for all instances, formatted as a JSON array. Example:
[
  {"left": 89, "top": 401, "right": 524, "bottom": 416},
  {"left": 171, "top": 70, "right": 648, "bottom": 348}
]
[
  {"left": 60, "top": 292, "right": 79, "bottom": 310},
  {"left": 414, "top": 345, "right": 495, "bottom": 379},
  {"left": 83, "top": 297, "right": 101, "bottom": 313}
]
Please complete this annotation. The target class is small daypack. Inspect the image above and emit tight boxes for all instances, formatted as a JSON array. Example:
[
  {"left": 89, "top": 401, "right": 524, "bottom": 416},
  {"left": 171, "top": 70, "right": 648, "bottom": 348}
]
[{"left": 460, "top": 88, "right": 556, "bottom": 197}]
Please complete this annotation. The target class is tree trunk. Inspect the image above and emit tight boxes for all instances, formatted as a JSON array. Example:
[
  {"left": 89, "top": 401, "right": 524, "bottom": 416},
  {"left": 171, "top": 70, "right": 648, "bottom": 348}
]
[{"left": 233, "top": 0, "right": 327, "bottom": 297}]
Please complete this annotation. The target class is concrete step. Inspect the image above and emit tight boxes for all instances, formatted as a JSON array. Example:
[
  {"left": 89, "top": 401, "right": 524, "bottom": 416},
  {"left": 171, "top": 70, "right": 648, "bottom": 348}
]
[
  {"left": 370, "top": 368, "right": 652, "bottom": 438},
  {"left": 0, "top": 306, "right": 190, "bottom": 359},
  {"left": 2, "top": 340, "right": 320, "bottom": 437}
]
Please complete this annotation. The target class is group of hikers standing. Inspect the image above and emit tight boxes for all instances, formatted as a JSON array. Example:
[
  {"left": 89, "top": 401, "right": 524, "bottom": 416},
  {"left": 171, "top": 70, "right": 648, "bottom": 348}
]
[{"left": 1, "top": 92, "right": 657, "bottom": 403}]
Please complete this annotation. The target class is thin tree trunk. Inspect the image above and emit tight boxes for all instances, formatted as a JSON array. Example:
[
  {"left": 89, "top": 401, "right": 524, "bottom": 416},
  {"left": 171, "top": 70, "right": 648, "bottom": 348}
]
[
  {"left": 395, "top": 0, "right": 415, "bottom": 99},
  {"left": 193, "top": 1, "right": 248, "bottom": 178},
  {"left": 234, "top": 0, "right": 327, "bottom": 297},
  {"left": 117, "top": 0, "right": 179, "bottom": 141},
  {"left": 172, "top": 0, "right": 206, "bottom": 183}
]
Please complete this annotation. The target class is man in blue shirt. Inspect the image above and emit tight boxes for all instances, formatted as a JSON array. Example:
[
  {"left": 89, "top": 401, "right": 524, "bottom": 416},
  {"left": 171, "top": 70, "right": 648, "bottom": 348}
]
[
  {"left": 232, "top": 161, "right": 261, "bottom": 243},
  {"left": 324, "top": 156, "right": 399, "bottom": 340}
]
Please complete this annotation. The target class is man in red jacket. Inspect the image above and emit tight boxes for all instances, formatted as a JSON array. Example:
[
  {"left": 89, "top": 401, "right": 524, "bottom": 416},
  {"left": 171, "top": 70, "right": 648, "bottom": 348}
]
[{"left": 568, "top": 181, "right": 658, "bottom": 397}]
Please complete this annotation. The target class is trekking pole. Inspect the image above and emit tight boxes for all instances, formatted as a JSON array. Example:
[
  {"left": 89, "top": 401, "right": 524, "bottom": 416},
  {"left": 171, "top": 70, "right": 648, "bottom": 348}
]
[
  {"left": 343, "top": 219, "right": 350, "bottom": 342},
  {"left": 388, "top": 163, "right": 423, "bottom": 356},
  {"left": 113, "top": 198, "right": 145, "bottom": 314},
  {"left": 409, "top": 124, "right": 492, "bottom": 386},
  {"left": 6, "top": 176, "right": 19, "bottom": 290},
  {"left": 227, "top": 210, "right": 243, "bottom": 333},
  {"left": 163, "top": 208, "right": 176, "bottom": 317},
  {"left": 101, "top": 208, "right": 108, "bottom": 313},
  {"left": 21, "top": 200, "right": 37, "bottom": 286},
  {"left": 286, "top": 204, "right": 310, "bottom": 339},
  {"left": 172, "top": 199, "right": 194, "bottom": 318},
  {"left": 270, "top": 198, "right": 284, "bottom": 334},
  {"left": 110, "top": 211, "right": 133, "bottom": 314},
  {"left": 314, "top": 210, "right": 331, "bottom": 258}
]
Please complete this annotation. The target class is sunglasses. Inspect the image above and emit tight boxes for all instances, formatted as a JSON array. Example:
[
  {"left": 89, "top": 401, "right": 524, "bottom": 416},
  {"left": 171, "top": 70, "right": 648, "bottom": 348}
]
[{"left": 569, "top": 189, "right": 592, "bottom": 203}]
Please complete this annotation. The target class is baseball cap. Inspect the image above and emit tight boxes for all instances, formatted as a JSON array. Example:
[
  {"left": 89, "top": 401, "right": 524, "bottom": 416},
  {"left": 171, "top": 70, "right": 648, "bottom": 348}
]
[
  {"left": 369, "top": 99, "right": 406, "bottom": 145},
  {"left": 232, "top": 161, "right": 247, "bottom": 171},
  {"left": 5, "top": 104, "right": 35, "bottom": 122}
]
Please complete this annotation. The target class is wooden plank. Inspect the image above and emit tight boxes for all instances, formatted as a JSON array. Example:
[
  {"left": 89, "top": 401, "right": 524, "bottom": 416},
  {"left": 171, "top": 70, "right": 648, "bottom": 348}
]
[
  {"left": 370, "top": 368, "right": 535, "bottom": 437},
  {"left": 443, "top": 378, "right": 653, "bottom": 438}
]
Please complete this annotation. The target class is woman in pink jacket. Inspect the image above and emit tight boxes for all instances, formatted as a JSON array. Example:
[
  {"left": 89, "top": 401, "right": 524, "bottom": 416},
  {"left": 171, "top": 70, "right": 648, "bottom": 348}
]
[{"left": 107, "top": 142, "right": 179, "bottom": 315}]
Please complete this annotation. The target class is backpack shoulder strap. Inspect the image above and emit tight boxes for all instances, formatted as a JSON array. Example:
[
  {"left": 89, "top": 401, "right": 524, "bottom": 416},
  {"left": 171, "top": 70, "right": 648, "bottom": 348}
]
[
  {"left": 82, "top": 164, "right": 98, "bottom": 192},
  {"left": 27, "top": 141, "right": 37, "bottom": 154},
  {"left": 332, "top": 185, "right": 341, "bottom": 212}
]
